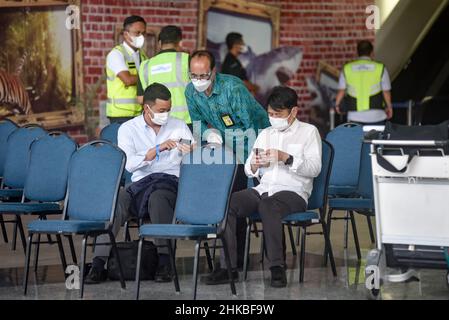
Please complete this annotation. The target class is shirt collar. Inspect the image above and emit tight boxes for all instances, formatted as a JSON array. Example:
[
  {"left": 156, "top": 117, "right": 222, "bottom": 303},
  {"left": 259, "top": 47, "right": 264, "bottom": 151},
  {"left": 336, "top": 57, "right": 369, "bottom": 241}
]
[
  {"left": 359, "top": 56, "right": 372, "bottom": 61},
  {"left": 122, "top": 41, "right": 138, "bottom": 55}
]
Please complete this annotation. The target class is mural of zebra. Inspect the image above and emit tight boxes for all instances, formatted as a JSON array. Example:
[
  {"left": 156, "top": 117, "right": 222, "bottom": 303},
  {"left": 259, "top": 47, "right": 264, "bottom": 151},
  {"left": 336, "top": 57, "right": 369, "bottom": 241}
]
[{"left": 0, "top": 52, "right": 32, "bottom": 116}]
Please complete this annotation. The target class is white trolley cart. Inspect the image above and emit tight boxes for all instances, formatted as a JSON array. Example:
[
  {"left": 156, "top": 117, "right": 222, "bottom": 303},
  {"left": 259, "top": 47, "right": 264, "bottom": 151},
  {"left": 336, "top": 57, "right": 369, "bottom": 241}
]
[{"left": 364, "top": 138, "right": 449, "bottom": 298}]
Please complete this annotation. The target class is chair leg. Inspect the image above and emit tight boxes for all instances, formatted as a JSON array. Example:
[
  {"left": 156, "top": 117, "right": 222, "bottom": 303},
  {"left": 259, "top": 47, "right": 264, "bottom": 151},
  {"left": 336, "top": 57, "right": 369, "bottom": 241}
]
[
  {"left": 11, "top": 215, "right": 18, "bottom": 251},
  {"left": 33, "top": 234, "right": 41, "bottom": 273},
  {"left": 299, "top": 227, "right": 307, "bottom": 283},
  {"left": 16, "top": 215, "right": 27, "bottom": 253},
  {"left": 349, "top": 211, "right": 362, "bottom": 260},
  {"left": 55, "top": 234, "right": 68, "bottom": 275},
  {"left": 221, "top": 237, "right": 237, "bottom": 296},
  {"left": 287, "top": 224, "right": 297, "bottom": 256},
  {"left": 167, "top": 239, "right": 180, "bottom": 293},
  {"left": 344, "top": 211, "right": 349, "bottom": 249},
  {"left": 211, "top": 238, "right": 217, "bottom": 264},
  {"left": 0, "top": 214, "right": 8, "bottom": 243},
  {"left": 243, "top": 220, "right": 252, "bottom": 281},
  {"left": 203, "top": 242, "right": 214, "bottom": 272},
  {"left": 23, "top": 233, "right": 34, "bottom": 295},
  {"left": 91, "top": 236, "right": 97, "bottom": 253},
  {"left": 109, "top": 231, "right": 126, "bottom": 290},
  {"left": 296, "top": 225, "right": 300, "bottom": 246},
  {"left": 124, "top": 220, "right": 131, "bottom": 242},
  {"left": 67, "top": 235, "right": 77, "bottom": 264},
  {"left": 324, "top": 208, "right": 333, "bottom": 266},
  {"left": 134, "top": 237, "right": 143, "bottom": 300},
  {"left": 321, "top": 220, "right": 337, "bottom": 277},
  {"left": 79, "top": 235, "right": 88, "bottom": 299},
  {"left": 366, "top": 215, "right": 376, "bottom": 244},
  {"left": 192, "top": 240, "right": 201, "bottom": 300}
]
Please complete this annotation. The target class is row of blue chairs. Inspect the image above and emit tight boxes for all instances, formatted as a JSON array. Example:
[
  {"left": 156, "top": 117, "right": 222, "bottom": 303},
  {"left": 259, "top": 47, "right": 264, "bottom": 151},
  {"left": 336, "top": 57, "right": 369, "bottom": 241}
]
[{"left": 0, "top": 119, "right": 127, "bottom": 298}]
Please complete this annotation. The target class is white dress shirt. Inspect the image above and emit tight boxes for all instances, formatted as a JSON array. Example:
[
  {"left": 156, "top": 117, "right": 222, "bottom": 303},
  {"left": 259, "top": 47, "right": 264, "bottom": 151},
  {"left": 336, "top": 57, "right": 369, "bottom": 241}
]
[
  {"left": 106, "top": 41, "right": 142, "bottom": 76},
  {"left": 244, "top": 119, "right": 322, "bottom": 203},
  {"left": 118, "top": 115, "right": 194, "bottom": 182}
]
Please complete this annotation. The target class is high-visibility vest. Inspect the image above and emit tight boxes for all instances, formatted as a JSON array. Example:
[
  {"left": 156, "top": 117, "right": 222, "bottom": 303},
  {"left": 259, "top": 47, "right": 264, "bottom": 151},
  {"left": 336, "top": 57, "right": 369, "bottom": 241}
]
[
  {"left": 343, "top": 59, "right": 385, "bottom": 112},
  {"left": 106, "top": 44, "right": 148, "bottom": 118},
  {"left": 139, "top": 52, "right": 191, "bottom": 124}
]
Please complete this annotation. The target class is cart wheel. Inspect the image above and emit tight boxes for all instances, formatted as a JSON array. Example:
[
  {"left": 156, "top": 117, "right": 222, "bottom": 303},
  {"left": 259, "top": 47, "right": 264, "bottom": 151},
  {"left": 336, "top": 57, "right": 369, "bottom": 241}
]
[{"left": 367, "top": 288, "right": 380, "bottom": 300}]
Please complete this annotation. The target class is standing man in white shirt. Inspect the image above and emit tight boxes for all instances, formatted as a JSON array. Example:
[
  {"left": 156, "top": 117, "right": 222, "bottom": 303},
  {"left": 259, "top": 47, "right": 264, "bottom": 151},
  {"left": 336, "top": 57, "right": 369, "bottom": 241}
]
[
  {"left": 106, "top": 15, "right": 148, "bottom": 124},
  {"left": 203, "top": 86, "right": 322, "bottom": 288},
  {"left": 86, "top": 83, "right": 194, "bottom": 284},
  {"left": 335, "top": 40, "right": 393, "bottom": 124}
]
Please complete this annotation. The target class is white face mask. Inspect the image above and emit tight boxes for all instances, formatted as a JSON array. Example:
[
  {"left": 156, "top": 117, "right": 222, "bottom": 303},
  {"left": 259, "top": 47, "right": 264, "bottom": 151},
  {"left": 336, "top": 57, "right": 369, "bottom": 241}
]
[
  {"left": 130, "top": 34, "right": 145, "bottom": 49},
  {"left": 239, "top": 44, "right": 248, "bottom": 54},
  {"left": 147, "top": 106, "right": 169, "bottom": 126},
  {"left": 191, "top": 79, "right": 211, "bottom": 93},
  {"left": 269, "top": 111, "right": 292, "bottom": 131}
]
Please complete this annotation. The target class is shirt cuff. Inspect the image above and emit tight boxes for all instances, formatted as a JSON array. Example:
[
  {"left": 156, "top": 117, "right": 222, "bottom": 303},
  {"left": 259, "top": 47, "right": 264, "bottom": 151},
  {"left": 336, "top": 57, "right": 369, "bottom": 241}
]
[
  {"left": 288, "top": 155, "right": 304, "bottom": 174},
  {"left": 244, "top": 162, "right": 260, "bottom": 178}
]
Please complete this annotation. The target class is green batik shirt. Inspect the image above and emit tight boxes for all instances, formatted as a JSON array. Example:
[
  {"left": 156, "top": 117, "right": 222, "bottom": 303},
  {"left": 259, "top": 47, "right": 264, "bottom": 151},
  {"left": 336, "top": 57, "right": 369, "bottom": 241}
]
[{"left": 185, "top": 73, "right": 270, "bottom": 163}]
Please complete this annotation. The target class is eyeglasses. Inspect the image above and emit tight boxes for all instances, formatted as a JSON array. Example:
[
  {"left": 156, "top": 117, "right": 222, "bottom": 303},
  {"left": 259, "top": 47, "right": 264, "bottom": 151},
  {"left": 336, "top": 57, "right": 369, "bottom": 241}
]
[{"left": 188, "top": 71, "right": 212, "bottom": 81}]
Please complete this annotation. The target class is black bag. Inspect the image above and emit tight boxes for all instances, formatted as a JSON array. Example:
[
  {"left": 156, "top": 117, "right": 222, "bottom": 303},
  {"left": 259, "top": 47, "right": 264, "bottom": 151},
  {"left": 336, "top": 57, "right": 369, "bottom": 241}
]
[
  {"left": 376, "top": 121, "right": 449, "bottom": 173},
  {"left": 107, "top": 240, "right": 158, "bottom": 281},
  {"left": 385, "top": 244, "right": 448, "bottom": 270}
]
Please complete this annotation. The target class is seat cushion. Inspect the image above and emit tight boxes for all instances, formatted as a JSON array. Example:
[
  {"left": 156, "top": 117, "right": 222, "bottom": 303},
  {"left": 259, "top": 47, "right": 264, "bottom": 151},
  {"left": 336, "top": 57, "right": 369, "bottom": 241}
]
[
  {"left": 328, "top": 197, "right": 374, "bottom": 210},
  {"left": 328, "top": 186, "right": 358, "bottom": 197},
  {"left": 283, "top": 211, "right": 320, "bottom": 223},
  {"left": 27, "top": 220, "right": 106, "bottom": 233},
  {"left": 0, "top": 189, "right": 23, "bottom": 198},
  {"left": 0, "top": 202, "right": 61, "bottom": 213},
  {"left": 139, "top": 224, "right": 217, "bottom": 238}
]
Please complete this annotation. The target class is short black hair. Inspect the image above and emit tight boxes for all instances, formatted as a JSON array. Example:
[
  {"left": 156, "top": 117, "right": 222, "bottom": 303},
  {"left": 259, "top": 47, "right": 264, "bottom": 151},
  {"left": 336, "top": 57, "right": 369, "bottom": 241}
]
[
  {"left": 267, "top": 86, "right": 298, "bottom": 111},
  {"left": 189, "top": 50, "right": 216, "bottom": 70},
  {"left": 143, "top": 83, "right": 171, "bottom": 105},
  {"left": 158, "top": 25, "right": 182, "bottom": 45},
  {"left": 226, "top": 32, "right": 243, "bottom": 50},
  {"left": 123, "top": 15, "right": 146, "bottom": 31},
  {"left": 357, "top": 40, "right": 374, "bottom": 56}
]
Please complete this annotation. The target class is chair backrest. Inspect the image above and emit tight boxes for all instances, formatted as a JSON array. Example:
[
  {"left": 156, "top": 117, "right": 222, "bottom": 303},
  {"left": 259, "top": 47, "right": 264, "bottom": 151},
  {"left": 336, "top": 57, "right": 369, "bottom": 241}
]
[
  {"left": 65, "top": 141, "right": 125, "bottom": 222},
  {"left": 100, "top": 122, "right": 121, "bottom": 145},
  {"left": 356, "top": 142, "right": 373, "bottom": 199},
  {"left": 307, "top": 140, "right": 334, "bottom": 210},
  {"left": 174, "top": 146, "right": 237, "bottom": 226},
  {"left": 326, "top": 123, "right": 363, "bottom": 188},
  {"left": 0, "top": 119, "right": 18, "bottom": 177},
  {"left": 24, "top": 132, "right": 77, "bottom": 202},
  {"left": 3, "top": 125, "right": 47, "bottom": 189}
]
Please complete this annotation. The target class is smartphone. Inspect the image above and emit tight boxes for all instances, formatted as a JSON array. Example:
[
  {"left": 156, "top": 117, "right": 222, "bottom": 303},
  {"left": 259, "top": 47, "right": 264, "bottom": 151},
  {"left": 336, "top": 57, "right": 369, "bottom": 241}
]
[{"left": 179, "top": 139, "right": 191, "bottom": 145}]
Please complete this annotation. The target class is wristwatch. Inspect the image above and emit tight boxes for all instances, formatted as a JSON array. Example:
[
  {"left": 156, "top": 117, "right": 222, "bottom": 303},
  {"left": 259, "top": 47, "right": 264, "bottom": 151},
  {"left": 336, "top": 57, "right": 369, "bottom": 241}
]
[{"left": 284, "top": 155, "right": 294, "bottom": 166}]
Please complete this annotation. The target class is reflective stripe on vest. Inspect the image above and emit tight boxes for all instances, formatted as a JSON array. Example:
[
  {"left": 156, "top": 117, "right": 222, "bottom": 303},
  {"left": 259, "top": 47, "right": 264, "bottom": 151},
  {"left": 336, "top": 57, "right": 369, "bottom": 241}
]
[
  {"left": 344, "top": 59, "right": 384, "bottom": 112},
  {"left": 139, "top": 52, "right": 191, "bottom": 123},
  {"left": 106, "top": 44, "right": 148, "bottom": 117}
]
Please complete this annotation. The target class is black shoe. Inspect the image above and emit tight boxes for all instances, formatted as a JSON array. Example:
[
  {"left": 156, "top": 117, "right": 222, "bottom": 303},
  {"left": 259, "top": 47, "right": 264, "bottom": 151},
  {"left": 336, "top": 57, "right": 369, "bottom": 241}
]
[
  {"left": 201, "top": 268, "right": 239, "bottom": 285},
  {"left": 270, "top": 266, "right": 287, "bottom": 288},
  {"left": 155, "top": 264, "right": 172, "bottom": 283},
  {"left": 85, "top": 266, "right": 107, "bottom": 285}
]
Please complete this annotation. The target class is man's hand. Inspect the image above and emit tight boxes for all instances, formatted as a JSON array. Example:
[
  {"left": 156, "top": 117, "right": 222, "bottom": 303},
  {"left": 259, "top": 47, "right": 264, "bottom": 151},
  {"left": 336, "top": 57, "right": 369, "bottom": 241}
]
[
  {"left": 250, "top": 152, "right": 270, "bottom": 173},
  {"left": 265, "top": 149, "right": 290, "bottom": 164},
  {"left": 160, "top": 139, "right": 178, "bottom": 151},
  {"left": 335, "top": 105, "right": 342, "bottom": 115},
  {"left": 177, "top": 142, "right": 195, "bottom": 155},
  {"left": 385, "top": 106, "right": 393, "bottom": 120}
]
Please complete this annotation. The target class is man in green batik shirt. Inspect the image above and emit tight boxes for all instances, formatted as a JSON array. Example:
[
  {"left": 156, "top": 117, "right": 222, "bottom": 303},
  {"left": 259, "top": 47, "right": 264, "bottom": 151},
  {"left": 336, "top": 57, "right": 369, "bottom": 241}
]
[{"left": 185, "top": 50, "right": 270, "bottom": 270}]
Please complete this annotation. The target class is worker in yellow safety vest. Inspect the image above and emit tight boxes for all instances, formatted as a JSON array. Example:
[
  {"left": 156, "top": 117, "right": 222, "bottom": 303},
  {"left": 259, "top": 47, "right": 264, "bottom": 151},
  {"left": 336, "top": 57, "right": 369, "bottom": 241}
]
[
  {"left": 137, "top": 25, "right": 191, "bottom": 127},
  {"left": 106, "top": 15, "right": 148, "bottom": 123},
  {"left": 335, "top": 40, "right": 393, "bottom": 124}
]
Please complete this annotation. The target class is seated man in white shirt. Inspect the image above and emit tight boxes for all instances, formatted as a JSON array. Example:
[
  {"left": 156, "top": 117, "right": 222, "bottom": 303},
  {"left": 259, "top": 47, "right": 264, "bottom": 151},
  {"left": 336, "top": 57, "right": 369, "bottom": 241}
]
[
  {"left": 87, "top": 83, "right": 194, "bottom": 284},
  {"left": 203, "top": 86, "right": 322, "bottom": 288}
]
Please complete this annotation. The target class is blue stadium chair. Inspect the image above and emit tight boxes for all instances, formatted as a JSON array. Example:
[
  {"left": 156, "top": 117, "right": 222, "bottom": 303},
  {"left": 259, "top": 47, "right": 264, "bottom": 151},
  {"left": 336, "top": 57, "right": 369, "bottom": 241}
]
[
  {"left": 0, "top": 119, "right": 18, "bottom": 243},
  {"left": 242, "top": 140, "right": 337, "bottom": 282},
  {"left": 326, "top": 142, "right": 375, "bottom": 263},
  {"left": 0, "top": 132, "right": 77, "bottom": 263},
  {"left": 24, "top": 141, "right": 127, "bottom": 298},
  {"left": 0, "top": 124, "right": 47, "bottom": 250},
  {"left": 135, "top": 146, "right": 238, "bottom": 300},
  {"left": 323, "top": 123, "right": 366, "bottom": 261}
]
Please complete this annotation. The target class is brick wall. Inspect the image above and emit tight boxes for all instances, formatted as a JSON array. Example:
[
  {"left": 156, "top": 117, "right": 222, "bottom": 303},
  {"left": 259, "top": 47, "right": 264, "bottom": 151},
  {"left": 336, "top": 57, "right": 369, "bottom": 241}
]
[{"left": 80, "top": 0, "right": 375, "bottom": 139}]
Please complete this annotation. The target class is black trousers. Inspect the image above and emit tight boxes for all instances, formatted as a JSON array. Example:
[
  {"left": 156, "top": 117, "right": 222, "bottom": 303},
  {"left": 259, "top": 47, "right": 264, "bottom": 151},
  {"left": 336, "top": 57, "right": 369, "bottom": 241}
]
[
  {"left": 108, "top": 116, "right": 135, "bottom": 124},
  {"left": 232, "top": 164, "right": 248, "bottom": 268},
  {"left": 221, "top": 188, "right": 307, "bottom": 269}
]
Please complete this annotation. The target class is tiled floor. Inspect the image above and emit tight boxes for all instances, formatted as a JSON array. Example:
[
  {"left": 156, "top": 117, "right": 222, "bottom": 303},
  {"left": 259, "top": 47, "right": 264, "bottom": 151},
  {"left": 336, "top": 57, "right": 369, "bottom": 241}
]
[{"left": 1, "top": 212, "right": 448, "bottom": 300}]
